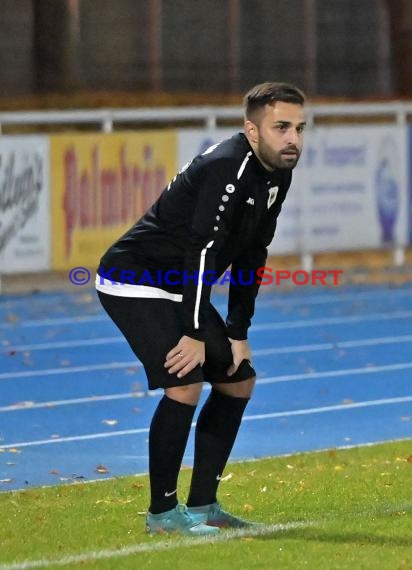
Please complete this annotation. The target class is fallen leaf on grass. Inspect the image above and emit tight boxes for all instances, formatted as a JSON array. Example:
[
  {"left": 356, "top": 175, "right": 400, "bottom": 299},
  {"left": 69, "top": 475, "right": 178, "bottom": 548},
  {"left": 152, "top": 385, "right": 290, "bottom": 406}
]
[
  {"left": 131, "top": 483, "right": 144, "bottom": 489},
  {"left": 219, "top": 473, "right": 233, "bottom": 482},
  {"left": 96, "top": 498, "right": 135, "bottom": 505},
  {"left": 406, "top": 455, "right": 412, "bottom": 464}
]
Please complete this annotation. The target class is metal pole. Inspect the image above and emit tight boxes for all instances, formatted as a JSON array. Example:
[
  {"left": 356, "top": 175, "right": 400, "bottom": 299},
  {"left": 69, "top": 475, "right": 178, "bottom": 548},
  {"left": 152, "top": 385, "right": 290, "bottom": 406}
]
[
  {"left": 303, "top": 0, "right": 317, "bottom": 95},
  {"left": 376, "top": 0, "right": 392, "bottom": 95},
  {"left": 148, "top": 0, "right": 162, "bottom": 90},
  {"left": 227, "top": 0, "right": 240, "bottom": 93}
]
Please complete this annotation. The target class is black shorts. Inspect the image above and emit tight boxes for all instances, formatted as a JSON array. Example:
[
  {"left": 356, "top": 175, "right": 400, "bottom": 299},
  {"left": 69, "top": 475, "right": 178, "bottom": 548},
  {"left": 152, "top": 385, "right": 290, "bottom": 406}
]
[{"left": 97, "top": 292, "right": 256, "bottom": 390}]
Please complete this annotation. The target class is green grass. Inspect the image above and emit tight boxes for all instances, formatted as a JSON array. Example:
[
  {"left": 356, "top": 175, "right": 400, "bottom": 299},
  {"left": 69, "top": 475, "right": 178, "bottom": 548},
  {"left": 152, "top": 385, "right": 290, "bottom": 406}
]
[{"left": 1, "top": 440, "right": 412, "bottom": 569}]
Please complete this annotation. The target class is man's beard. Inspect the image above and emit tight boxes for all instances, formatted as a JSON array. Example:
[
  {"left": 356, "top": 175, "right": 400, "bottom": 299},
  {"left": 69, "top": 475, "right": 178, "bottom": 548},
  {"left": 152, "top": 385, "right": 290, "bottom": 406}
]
[{"left": 258, "top": 138, "right": 301, "bottom": 170}]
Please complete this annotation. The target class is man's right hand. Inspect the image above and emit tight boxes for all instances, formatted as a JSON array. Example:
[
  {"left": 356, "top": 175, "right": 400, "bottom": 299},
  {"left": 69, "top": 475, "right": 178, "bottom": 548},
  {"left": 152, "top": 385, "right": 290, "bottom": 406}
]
[{"left": 164, "top": 335, "right": 205, "bottom": 378}]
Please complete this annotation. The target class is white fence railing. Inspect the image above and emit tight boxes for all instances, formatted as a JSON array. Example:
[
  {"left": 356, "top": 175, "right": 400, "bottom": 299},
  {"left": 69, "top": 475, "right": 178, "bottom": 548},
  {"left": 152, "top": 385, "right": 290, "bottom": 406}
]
[{"left": 1, "top": 101, "right": 412, "bottom": 133}]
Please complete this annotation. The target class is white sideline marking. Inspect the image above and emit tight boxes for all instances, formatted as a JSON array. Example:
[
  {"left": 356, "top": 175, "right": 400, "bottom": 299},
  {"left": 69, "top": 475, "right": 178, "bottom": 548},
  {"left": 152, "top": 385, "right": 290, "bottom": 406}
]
[
  {"left": 1, "top": 395, "right": 411, "bottom": 449},
  {"left": 2, "top": 360, "right": 412, "bottom": 409},
  {"left": 5, "top": 332, "right": 412, "bottom": 354},
  {"left": 0, "top": 521, "right": 312, "bottom": 570}
]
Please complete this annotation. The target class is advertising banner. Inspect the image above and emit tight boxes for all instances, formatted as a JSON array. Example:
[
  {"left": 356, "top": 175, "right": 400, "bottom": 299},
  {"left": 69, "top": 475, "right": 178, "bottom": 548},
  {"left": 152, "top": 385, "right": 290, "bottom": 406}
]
[
  {"left": 178, "top": 129, "right": 238, "bottom": 168},
  {"left": 0, "top": 136, "right": 50, "bottom": 274},
  {"left": 302, "top": 125, "right": 408, "bottom": 252},
  {"left": 50, "top": 131, "right": 177, "bottom": 270},
  {"left": 408, "top": 126, "right": 412, "bottom": 244}
]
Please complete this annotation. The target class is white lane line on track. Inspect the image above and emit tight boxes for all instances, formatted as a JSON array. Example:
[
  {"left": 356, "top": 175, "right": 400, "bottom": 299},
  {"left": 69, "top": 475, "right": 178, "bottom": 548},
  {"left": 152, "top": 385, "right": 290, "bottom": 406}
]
[
  {"left": 250, "top": 310, "right": 412, "bottom": 331},
  {"left": 2, "top": 284, "right": 412, "bottom": 311},
  {"left": 3, "top": 356, "right": 412, "bottom": 384},
  {"left": 1, "top": 395, "right": 411, "bottom": 449},
  {"left": 2, "top": 359, "right": 412, "bottom": 412},
  {"left": 0, "top": 392, "right": 140, "bottom": 412},
  {"left": 0, "top": 315, "right": 106, "bottom": 329},
  {"left": 2, "top": 308, "right": 412, "bottom": 331},
  {"left": 0, "top": 521, "right": 313, "bottom": 570},
  {"left": 2, "top": 337, "right": 123, "bottom": 352},
  {"left": 0, "top": 361, "right": 138, "bottom": 380},
  {"left": 5, "top": 332, "right": 412, "bottom": 354}
]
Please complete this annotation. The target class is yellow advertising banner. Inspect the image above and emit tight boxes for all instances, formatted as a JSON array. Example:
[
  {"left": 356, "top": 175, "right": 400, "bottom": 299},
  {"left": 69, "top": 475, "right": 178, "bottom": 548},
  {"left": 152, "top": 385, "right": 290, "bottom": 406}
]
[{"left": 50, "top": 131, "right": 177, "bottom": 270}]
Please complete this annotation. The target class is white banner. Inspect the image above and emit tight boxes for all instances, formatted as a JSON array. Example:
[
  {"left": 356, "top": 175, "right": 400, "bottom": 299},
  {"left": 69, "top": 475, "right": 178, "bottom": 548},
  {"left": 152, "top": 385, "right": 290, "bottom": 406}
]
[
  {"left": 178, "top": 129, "right": 238, "bottom": 168},
  {"left": 0, "top": 136, "right": 50, "bottom": 274},
  {"left": 301, "top": 125, "right": 408, "bottom": 252}
]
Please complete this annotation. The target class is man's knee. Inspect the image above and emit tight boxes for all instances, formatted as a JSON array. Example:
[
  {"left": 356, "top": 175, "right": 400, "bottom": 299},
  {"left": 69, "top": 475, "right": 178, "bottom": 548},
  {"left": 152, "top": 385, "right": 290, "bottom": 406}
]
[
  {"left": 213, "top": 376, "right": 256, "bottom": 398},
  {"left": 165, "top": 382, "right": 203, "bottom": 405}
]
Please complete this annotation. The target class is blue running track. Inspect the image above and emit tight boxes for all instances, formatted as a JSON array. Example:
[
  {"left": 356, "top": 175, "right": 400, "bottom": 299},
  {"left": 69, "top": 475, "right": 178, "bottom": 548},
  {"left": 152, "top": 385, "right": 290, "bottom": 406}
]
[{"left": 1, "top": 283, "right": 411, "bottom": 491}]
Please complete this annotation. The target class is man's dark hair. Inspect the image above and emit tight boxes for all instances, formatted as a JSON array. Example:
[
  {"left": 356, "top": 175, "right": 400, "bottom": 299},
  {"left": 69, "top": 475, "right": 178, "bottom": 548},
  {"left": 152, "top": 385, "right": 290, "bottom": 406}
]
[{"left": 243, "top": 82, "right": 306, "bottom": 120}]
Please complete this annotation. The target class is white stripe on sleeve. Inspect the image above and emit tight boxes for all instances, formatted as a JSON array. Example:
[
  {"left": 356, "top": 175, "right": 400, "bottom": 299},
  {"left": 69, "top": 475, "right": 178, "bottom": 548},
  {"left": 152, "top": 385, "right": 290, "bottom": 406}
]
[{"left": 194, "top": 240, "right": 214, "bottom": 330}]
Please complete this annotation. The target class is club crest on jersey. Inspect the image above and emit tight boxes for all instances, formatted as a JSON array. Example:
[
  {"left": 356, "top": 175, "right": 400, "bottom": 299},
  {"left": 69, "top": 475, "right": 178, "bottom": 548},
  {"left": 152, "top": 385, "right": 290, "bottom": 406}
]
[{"left": 267, "top": 186, "right": 279, "bottom": 209}]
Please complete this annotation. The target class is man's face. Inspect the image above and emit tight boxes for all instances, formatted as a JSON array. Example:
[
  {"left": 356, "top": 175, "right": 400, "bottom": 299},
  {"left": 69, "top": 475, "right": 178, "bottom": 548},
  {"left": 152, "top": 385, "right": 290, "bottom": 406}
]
[{"left": 246, "top": 102, "right": 306, "bottom": 171}]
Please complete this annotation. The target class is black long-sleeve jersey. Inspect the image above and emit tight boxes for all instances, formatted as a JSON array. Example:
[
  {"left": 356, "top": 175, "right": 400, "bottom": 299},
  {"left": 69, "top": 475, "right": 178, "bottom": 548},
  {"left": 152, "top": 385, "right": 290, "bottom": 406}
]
[{"left": 96, "top": 132, "right": 292, "bottom": 341}]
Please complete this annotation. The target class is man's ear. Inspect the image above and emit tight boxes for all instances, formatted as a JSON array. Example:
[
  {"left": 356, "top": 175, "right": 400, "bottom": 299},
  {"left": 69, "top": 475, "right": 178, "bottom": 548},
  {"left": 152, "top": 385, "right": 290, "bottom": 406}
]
[{"left": 244, "top": 120, "right": 258, "bottom": 143}]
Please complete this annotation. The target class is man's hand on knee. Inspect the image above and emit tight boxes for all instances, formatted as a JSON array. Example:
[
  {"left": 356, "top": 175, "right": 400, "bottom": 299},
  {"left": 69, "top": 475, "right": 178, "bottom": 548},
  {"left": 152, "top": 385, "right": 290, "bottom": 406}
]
[
  {"left": 164, "top": 335, "right": 205, "bottom": 378},
  {"left": 227, "top": 338, "right": 252, "bottom": 376}
]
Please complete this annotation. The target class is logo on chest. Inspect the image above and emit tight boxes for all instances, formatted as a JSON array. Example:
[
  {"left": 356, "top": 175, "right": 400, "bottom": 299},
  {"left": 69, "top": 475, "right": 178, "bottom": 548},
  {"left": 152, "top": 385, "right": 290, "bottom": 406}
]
[{"left": 267, "top": 186, "right": 279, "bottom": 209}]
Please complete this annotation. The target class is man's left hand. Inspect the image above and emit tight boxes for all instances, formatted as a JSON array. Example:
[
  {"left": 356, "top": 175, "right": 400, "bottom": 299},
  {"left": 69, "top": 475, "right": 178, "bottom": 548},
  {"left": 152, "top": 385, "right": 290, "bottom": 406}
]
[{"left": 227, "top": 338, "right": 252, "bottom": 376}]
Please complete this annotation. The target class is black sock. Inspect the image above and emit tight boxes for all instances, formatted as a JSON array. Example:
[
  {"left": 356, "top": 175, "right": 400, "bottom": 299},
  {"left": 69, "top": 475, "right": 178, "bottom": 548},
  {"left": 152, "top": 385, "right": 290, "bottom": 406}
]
[
  {"left": 148, "top": 395, "right": 196, "bottom": 514},
  {"left": 187, "top": 389, "right": 249, "bottom": 507}
]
